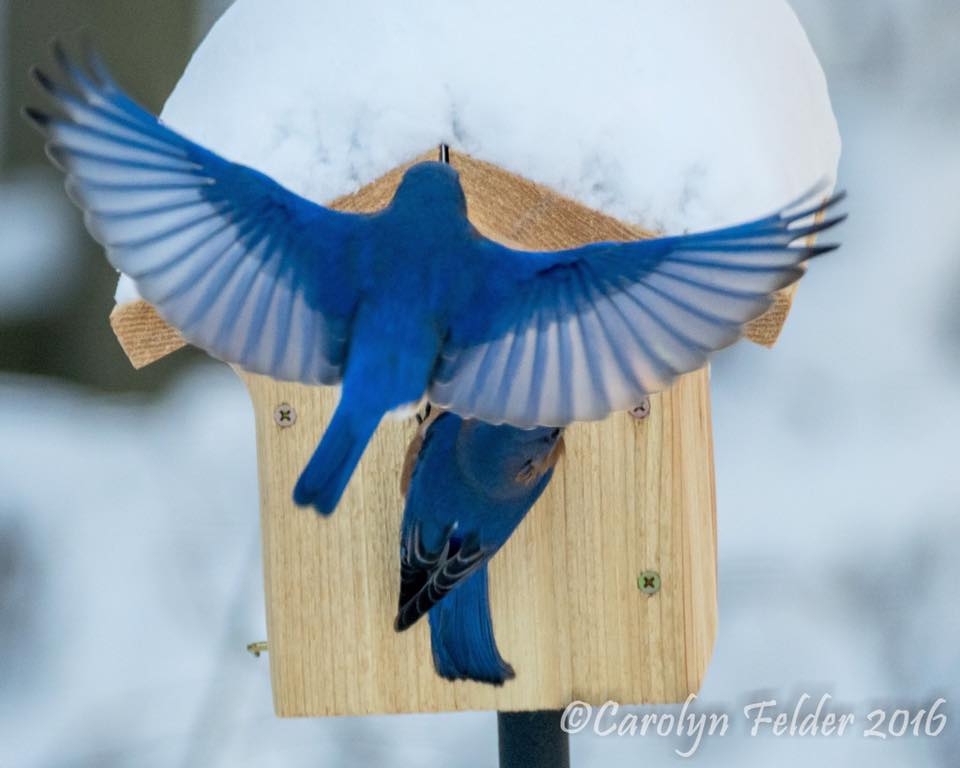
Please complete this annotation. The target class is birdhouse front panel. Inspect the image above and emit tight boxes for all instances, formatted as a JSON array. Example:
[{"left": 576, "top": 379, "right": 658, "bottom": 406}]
[{"left": 237, "top": 152, "right": 718, "bottom": 715}]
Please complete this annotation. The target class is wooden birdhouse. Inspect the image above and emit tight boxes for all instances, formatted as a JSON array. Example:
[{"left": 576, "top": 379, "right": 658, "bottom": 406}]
[{"left": 109, "top": 148, "right": 804, "bottom": 717}]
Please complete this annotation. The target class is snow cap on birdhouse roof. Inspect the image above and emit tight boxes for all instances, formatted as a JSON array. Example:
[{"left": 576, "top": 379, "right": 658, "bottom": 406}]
[{"left": 112, "top": 0, "right": 839, "bottom": 364}]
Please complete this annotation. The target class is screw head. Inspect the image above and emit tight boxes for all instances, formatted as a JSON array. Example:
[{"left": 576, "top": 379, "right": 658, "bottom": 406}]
[
  {"left": 630, "top": 397, "right": 651, "bottom": 420},
  {"left": 637, "top": 570, "right": 661, "bottom": 596},
  {"left": 273, "top": 403, "right": 296, "bottom": 427}
]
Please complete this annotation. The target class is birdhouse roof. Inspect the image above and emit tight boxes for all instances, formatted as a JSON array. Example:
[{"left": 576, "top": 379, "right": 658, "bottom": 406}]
[
  {"left": 111, "top": 0, "right": 839, "bottom": 364},
  {"left": 110, "top": 150, "right": 810, "bottom": 367}
]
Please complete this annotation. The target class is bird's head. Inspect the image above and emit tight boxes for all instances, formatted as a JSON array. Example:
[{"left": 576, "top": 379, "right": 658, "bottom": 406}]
[{"left": 392, "top": 161, "right": 467, "bottom": 217}]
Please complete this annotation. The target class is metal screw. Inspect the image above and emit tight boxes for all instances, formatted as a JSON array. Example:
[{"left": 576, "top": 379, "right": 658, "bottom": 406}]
[
  {"left": 273, "top": 403, "right": 296, "bottom": 427},
  {"left": 246, "top": 641, "right": 269, "bottom": 658},
  {"left": 637, "top": 570, "right": 661, "bottom": 596},
  {"left": 630, "top": 397, "right": 651, "bottom": 420}
]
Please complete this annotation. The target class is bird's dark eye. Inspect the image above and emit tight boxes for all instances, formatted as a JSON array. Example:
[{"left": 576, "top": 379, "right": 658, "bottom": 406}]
[{"left": 415, "top": 402, "right": 432, "bottom": 424}]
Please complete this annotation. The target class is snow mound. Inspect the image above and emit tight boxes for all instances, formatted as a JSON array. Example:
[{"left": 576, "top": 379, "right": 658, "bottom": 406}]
[{"left": 116, "top": 0, "right": 840, "bottom": 302}]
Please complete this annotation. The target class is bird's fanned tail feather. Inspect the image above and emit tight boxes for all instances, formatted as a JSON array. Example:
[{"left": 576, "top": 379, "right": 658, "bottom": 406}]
[
  {"left": 293, "top": 402, "right": 380, "bottom": 515},
  {"left": 428, "top": 564, "right": 515, "bottom": 685}
]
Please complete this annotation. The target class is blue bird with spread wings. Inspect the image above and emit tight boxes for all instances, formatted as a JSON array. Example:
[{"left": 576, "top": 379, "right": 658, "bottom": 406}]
[
  {"left": 26, "top": 44, "right": 846, "bottom": 515},
  {"left": 396, "top": 407, "right": 564, "bottom": 684}
]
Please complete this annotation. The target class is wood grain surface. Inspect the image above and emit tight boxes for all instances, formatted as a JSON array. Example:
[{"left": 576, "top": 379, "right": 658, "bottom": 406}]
[{"left": 237, "top": 150, "right": 718, "bottom": 715}]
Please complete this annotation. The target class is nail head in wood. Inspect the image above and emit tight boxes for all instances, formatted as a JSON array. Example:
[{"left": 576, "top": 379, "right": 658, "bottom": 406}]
[
  {"left": 638, "top": 570, "right": 661, "bottom": 596},
  {"left": 273, "top": 403, "right": 296, "bottom": 427},
  {"left": 630, "top": 397, "right": 651, "bottom": 420}
]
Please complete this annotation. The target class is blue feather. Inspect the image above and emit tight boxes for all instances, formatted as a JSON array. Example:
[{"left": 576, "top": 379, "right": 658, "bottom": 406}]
[
  {"left": 429, "top": 564, "right": 514, "bottom": 684},
  {"left": 396, "top": 412, "right": 563, "bottom": 684},
  {"left": 293, "top": 399, "right": 380, "bottom": 516}
]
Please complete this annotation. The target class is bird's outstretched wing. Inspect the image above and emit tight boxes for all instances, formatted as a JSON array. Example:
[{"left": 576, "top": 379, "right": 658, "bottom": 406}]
[
  {"left": 395, "top": 519, "right": 489, "bottom": 632},
  {"left": 433, "top": 188, "right": 846, "bottom": 426},
  {"left": 26, "top": 43, "right": 370, "bottom": 384}
]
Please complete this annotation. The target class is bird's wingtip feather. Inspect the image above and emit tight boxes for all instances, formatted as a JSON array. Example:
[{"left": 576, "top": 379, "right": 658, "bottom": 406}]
[
  {"left": 21, "top": 105, "right": 50, "bottom": 132},
  {"left": 30, "top": 65, "right": 56, "bottom": 94},
  {"left": 44, "top": 144, "right": 70, "bottom": 173}
]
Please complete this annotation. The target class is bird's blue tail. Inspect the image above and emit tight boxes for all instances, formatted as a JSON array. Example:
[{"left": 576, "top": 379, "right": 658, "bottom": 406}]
[
  {"left": 428, "top": 564, "right": 515, "bottom": 685},
  {"left": 293, "top": 400, "right": 380, "bottom": 516}
]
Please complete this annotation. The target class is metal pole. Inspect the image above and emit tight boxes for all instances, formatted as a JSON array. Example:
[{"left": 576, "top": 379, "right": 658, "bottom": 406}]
[{"left": 497, "top": 710, "right": 570, "bottom": 768}]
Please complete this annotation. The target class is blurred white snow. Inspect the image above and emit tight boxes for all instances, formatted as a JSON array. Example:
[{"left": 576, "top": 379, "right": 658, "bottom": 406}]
[
  {"left": 163, "top": 0, "right": 839, "bottom": 230},
  {"left": 0, "top": 173, "right": 78, "bottom": 321}
]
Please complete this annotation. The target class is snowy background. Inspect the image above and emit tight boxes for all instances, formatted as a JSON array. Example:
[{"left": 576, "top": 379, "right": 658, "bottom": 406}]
[{"left": 1, "top": 1, "right": 958, "bottom": 766}]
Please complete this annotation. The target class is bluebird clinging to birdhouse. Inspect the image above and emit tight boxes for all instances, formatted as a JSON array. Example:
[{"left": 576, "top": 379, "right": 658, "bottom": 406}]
[
  {"left": 396, "top": 407, "right": 564, "bottom": 684},
  {"left": 26, "top": 45, "right": 846, "bottom": 515}
]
